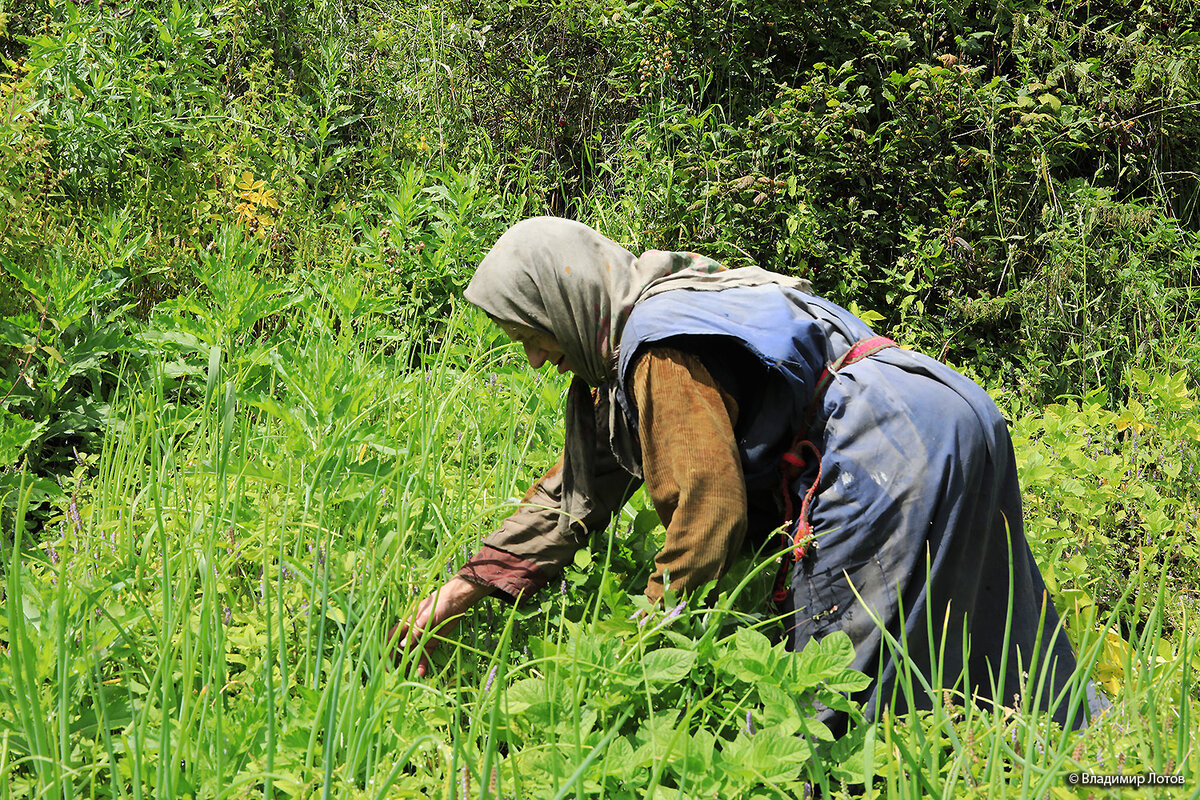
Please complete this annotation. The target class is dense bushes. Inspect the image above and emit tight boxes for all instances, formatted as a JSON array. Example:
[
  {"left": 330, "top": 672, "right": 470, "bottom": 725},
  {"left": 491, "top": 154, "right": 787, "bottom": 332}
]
[
  {"left": 562, "top": 0, "right": 1200, "bottom": 402},
  {"left": 1, "top": 0, "right": 1196, "bottom": 505},
  {"left": 2, "top": 0, "right": 1200, "bottom": 795},
  {"left": 2, "top": 0, "right": 1198, "bottom": 595}
]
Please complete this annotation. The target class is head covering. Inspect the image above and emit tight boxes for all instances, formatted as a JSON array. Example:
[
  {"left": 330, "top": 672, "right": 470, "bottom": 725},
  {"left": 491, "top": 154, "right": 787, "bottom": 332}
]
[
  {"left": 465, "top": 216, "right": 813, "bottom": 537},
  {"left": 466, "top": 216, "right": 812, "bottom": 387}
]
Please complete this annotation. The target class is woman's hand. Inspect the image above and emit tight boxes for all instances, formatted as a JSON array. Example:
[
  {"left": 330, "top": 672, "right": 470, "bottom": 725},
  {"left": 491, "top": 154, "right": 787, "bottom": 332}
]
[{"left": 389, "top": 577, "right": 492, "bottom": 676}]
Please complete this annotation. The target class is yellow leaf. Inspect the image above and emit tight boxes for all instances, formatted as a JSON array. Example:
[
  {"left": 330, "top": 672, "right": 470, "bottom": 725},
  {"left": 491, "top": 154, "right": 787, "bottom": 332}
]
[{"left": 1095, "top": 629, "right": 1130, "bottom": 697}]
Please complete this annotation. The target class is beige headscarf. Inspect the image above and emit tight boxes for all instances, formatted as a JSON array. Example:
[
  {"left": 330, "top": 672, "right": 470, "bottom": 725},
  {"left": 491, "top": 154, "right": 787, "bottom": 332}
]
[{"left": 465, "top": 217, "right": 812, "bottom": 535}]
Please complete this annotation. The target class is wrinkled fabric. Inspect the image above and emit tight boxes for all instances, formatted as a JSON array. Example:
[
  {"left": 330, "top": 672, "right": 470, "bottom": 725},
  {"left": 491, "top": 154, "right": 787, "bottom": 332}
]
[
  {"left": 463, "top": 218, "right": 1100, "bottom": 729},
  {"left": 462, "top": 349, "right": 750, "bottom": 605},
  {"left": 632, "top": 349, "right": 749, "bottom": 603},
  {"left": 464, "top": 216, "right": 810, "bottom": 546},
  {"left": 616, "top": 285, "right": 1094, "bottom": 729}
]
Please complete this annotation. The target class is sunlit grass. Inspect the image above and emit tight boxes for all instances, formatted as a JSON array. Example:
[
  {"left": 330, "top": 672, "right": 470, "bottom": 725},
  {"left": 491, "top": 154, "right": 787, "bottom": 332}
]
[{"left": 0, "top": 304, "right": 1196, "bottom": 798}]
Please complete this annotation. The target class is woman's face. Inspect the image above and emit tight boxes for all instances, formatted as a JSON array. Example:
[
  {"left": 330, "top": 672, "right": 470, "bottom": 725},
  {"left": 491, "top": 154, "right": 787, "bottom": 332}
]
[{"left": 498, "top": 321, "right": 577, "bottom": 375}]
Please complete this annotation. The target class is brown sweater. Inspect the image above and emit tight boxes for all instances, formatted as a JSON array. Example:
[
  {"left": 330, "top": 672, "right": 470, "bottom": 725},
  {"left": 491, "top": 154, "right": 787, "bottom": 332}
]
[{"left": 459, "top": 347, "right": 748, "bottom": 604}]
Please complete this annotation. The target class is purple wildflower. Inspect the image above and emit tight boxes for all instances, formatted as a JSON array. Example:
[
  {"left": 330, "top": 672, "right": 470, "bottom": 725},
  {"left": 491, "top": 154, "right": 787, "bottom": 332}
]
[
  {"left": 628, "top": 609, "right": 652, "bottom": 625},
  {"left": 664, "top": 601, "right": 686, "bottom": 623},
  {"left": 484, "top": 665, "right": 498, "bottom": 692},
  {"left": 744, "top": 709, "right": 755, "bottom": 735},
  {"left": 68, "top": 496, "right": 82, "bottom": 534}
]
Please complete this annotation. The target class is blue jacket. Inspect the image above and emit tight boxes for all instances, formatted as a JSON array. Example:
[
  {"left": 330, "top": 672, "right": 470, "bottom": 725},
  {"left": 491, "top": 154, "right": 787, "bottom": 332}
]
[{"left": 614, "top": 285, "right": 1092, "bottom": 729}]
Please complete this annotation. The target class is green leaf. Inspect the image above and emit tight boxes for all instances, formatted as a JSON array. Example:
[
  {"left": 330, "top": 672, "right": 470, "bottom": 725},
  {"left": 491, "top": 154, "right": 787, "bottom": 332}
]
[
  {"left": 640, "top": 647, "right": 696, "bottom": 683},
  {"left": 504, "top": 677, "right": 550, "bottom": 716},
  {"left": 601, "top": 735, "right": 638, "bottom": 780},
  {"left": 1038, "top": 92, "right": 1062, "bottom": 112},
  {"left": 0, "top": 470, "right": 61, "bottom": 506},
  {"left": 758, "top": 683, "right": 801, "bottom": 733},
  {"left": 0, "top": 316, "right": 37, "bottom": 349},
  {"left": 0, "top": 411, "right": 44, "bottom": 466},
  {"left": 0, "top": 256, "right": 45, "bottom": 301},
  {"left": 798, "top": 712, "right": 834, "bottom": 742},
  {"left": 719, "top": 724, "right": 812, "bottom": 783},
  {"left": 823, "top": 667, "right": 872, "bottom": 693},
  {"left": 633, "top": 506, "right": 661, "bottom": 537},
  {"left": 718, "top": 626, "right": 777, "bottom": 681},
  {"left": 633, "top": 713, "right": 685, "bottom": 763},
  {"left": 734, "top": 626, "right": 773, "bottom": 665},
  {"left": 793, "top": 630, "right": 856, "bottom": 688}
]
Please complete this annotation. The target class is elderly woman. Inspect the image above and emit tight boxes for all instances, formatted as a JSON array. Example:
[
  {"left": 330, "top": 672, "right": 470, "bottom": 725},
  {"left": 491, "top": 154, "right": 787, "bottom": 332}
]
[{"left": 395, "top": 216, "right": 1092, "bottom": 728}]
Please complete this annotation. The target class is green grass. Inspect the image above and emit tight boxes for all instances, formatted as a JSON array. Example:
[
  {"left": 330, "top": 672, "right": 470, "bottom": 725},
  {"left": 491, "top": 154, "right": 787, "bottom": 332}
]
[
  {"left": 1, "top": 304, "right": 1197, "bottom": 798},
  {"left": 3, "top": 0, "right": 1200, "bottom": 794}
]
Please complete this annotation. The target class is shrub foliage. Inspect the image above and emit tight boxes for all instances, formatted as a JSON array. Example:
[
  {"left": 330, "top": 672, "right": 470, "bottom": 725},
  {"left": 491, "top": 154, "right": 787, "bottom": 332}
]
[{"left": 1, "top": 0, "right": 1199, "bottom": 796}]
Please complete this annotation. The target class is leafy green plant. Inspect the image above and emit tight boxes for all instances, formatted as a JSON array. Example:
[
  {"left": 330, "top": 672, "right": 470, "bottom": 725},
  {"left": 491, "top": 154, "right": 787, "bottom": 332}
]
[
  {"left": 0, "top": 251, "right": 129, "bottom": 489},
  {"left": 1, "top": 295, "right": 1197, "bottom": 799},
  {"left": 140, "top": 225, "right": 293, "bottom": 391},
  {"left": 15, "top": 0, "right": 221, "bottom": 200},
  {"left": 0, "top": 0, "right": 1199, "bottom": 794},
  {"left": 1013, "top": 368, "right": 1200, "bottom": 642},
  {"left": 583, "top": 0, "right": 1200, "bottom": 403}
]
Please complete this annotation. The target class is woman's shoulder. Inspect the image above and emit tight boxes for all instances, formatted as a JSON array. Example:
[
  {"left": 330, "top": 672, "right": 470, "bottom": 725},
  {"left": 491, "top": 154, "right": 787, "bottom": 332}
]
[{"left": 618, "top": 286, "right": 828, "bottom": 383}]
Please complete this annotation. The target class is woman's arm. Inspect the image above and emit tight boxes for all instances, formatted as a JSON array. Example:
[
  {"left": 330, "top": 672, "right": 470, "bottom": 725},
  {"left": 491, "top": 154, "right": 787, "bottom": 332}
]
[
  {"left": 630, "top": 348, "right": 749, "bottom": 604},
  {"left": 394, "top": 349, "right": 746, "bottom": 671},
  {"left": 389, "top": 576, "right": 492, "bottom": 677},
  {"left": 390, "top": 463, "right": 570, "bottom": 673},
  {"left": 459, "top": 390, "right": 643, "bottom": 600},
  {"left": 457, "top": 457, "right": 575, "bottom": 600}
]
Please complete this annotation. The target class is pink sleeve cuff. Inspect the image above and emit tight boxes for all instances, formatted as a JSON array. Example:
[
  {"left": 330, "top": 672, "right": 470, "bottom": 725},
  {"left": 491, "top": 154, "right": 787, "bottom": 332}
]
[{"left": 458, "top": 546, "right": 552, "bottom": 602}]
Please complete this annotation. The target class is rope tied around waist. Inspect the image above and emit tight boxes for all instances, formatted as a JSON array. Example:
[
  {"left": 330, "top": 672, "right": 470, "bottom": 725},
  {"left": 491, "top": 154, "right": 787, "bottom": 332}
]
[{"left": 772, "top": 335, "right": 898, "bottom": 605}]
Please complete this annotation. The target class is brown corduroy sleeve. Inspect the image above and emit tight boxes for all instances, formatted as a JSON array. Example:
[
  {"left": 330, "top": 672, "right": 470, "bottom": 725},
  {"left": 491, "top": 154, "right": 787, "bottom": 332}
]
[{"left": 631, "top": 348, "right": 748, "bottom": 604}]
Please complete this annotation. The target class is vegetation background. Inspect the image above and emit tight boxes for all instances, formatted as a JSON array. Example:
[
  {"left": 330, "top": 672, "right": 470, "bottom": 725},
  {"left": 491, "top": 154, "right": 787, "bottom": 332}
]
[{"left": 1, "top": 0, "right": 1199, "bottom": 796}]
